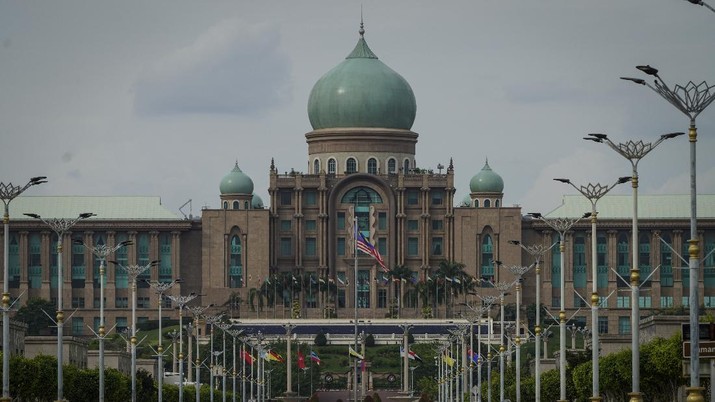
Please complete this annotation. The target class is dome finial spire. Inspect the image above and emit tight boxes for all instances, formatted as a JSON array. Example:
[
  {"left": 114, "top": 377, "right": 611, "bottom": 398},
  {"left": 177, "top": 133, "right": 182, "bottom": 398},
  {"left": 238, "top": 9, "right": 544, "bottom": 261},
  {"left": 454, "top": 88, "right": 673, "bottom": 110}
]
[{"left": 359, "top": 5, "right": 365, "bottom": 37}]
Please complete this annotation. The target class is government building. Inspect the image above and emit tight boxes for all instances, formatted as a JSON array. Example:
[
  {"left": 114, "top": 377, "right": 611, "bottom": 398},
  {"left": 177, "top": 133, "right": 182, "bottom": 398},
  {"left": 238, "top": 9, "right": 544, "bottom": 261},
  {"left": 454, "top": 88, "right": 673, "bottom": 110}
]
[{"left": 2, "top": 24, "right": 714, "bottom": 342}]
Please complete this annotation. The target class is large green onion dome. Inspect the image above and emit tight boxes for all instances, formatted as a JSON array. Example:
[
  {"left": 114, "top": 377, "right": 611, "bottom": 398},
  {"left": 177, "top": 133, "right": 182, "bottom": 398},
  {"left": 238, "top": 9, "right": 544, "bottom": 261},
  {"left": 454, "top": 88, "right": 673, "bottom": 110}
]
[
  {"left": 219, "top": 162, "right": 254, "bottom": 195},
  {"left": 470, "top": 160, "right": 504, "bottom": 193}
]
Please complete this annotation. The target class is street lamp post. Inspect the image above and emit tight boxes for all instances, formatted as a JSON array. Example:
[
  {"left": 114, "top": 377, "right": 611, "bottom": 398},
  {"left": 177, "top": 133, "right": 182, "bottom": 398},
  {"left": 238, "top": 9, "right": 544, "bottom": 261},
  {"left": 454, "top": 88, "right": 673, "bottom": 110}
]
[
  {"left": 685, "top": 0, "right": 715, "bottom": 13},
  {"left": 528, "top": 212, "right": 590, "bottom": 402},
  {"left": 583, "top": 133, "right": 682, "bottom": 402},
  {"left": 25, "top": 211, "right": 94, "bottom": 402},
  {"left": 147, "top": 279, "right": 181, "bottom": 402},
  {"left": 76, "top": 238, "right": 132, "bottom": 402},
  {"left": 508, "top": 239, "right": 556, "bottom": 402},
  {"left": 0, "top": 176, "right": 45, "bottom": 402},
  {"left": 554, "top": 176, "right": 631, "bottom": 402},
  {"left": 225, "top": 328, "right": 243, "bottom": 402},
  {"left": 111, "top": 260, "right": 159, "bottom": 402},
  {"left": 461, "top": 295, "right": 496, "bottom": 402},
  {"left": 622, "top": 65, "right": 715, "bottom": 402},
  {"left": 187, "top": 305, "right": 212, "bottom": 402},
  {"left": 217, "top": 323, "right": 232, "bottom": 402},
  {"left": 492, "top": 280, "right": 514, "bottom": 402},
  {"left": 166, "top": 293, "right": 198, "bottom": 402},
  {"left": 204, "top": 314, "right": 224, "bottom": 402},
  {"left": 507, "top": 264, "right": 532, "bottom": 402}
]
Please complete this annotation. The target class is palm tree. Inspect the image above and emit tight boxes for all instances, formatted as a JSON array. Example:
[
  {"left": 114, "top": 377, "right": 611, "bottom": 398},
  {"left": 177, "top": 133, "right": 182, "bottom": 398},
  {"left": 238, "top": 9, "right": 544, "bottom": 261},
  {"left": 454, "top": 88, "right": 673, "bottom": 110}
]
[
  {"left": 437, "top": 260, "right": 467, "bottom": 318},
  {"left": 387, "top": 265, "right": 414, "bottom": 318}
]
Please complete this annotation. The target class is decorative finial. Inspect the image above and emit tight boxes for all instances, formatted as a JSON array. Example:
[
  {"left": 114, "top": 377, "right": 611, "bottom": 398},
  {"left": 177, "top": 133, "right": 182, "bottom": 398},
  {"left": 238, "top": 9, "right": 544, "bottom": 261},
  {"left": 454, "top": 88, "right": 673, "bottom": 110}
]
[
  {"left": 270, "top": 157, "right": 275, "bottom": 170},
  {"left": 359, "top": 5, "right": 365, "bottom": 37},
  {"left": 448, "top": 157, "right": 454, "bottom": 171}
]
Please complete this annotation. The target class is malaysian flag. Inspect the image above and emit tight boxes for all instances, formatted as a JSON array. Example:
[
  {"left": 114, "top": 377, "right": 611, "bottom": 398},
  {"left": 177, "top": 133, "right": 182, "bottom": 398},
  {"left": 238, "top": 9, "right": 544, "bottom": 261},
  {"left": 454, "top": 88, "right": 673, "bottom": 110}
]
[{"left": 355, "top": 230, "right": 386, "bottom": 271}]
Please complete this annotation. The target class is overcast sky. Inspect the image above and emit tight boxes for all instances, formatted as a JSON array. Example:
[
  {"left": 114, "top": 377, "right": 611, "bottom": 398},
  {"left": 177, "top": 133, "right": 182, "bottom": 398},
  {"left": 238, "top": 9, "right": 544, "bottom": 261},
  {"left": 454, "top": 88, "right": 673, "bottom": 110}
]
[{"left": 1, "top": 1, "right": 713, "bottom": 217}]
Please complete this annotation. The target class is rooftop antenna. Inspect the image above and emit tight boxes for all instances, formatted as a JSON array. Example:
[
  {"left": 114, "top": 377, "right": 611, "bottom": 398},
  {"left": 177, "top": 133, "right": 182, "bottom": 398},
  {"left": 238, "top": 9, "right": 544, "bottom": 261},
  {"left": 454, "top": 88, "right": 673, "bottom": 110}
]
[{"left": 179, "top": 199, "right": 193, "bottom": 220}]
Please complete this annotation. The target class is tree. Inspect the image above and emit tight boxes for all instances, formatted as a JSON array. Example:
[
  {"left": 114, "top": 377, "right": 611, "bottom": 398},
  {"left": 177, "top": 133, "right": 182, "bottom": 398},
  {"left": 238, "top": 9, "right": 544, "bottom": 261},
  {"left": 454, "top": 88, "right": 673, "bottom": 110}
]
[
  {"left": 436, "top": 260, "right": 467, "bottom": 317},
  {"left": 14, "top": 297, "right": 55, "bottom": 335}
]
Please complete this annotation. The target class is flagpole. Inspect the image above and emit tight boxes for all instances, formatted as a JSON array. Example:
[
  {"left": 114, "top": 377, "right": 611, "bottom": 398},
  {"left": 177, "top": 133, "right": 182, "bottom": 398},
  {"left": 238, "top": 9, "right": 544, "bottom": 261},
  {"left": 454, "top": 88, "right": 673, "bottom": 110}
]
[{"left": 353, "top": 219, "right": 359, "bottom": 402}]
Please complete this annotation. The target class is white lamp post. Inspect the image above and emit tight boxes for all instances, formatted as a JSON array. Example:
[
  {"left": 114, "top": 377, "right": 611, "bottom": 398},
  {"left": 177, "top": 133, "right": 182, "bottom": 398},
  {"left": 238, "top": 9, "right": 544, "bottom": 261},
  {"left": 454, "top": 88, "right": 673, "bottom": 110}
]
[
  {"left": 554, "top": 176, "right": 630, "bottom": 402},
  {"left": 0, "top": 176, "right": 45, "bottom": 402},
  {"left": 583, "top": 133, "right": 682, "bottom": 402},
  {"left": 622, "top": 65, "right": 715, "bottom": 402},
  {"left": 187, "top": 305, "right": 212, "bottom": 402},
  {"left": 147, "top": 279, "right": 181, "bottom": 402},
  {"left": 508, "top": 239, "right": 556, "bottom": 402},
  {"left": 225, "top": 328, "right": 243, "bottom": 402},
  {"left": 491, "top": 279, "right": 514, "bottom": 402},
  {"left": 204, "top": 314, "right": 224, "bottom": 402},
  {"left": 528, "top": 212, "right": 590, "bottom": 402},
  {"left": 216, "top": 323, "right": 233, "bottom": 402},
  {"left": 25, "top": 211, "right": 94, "bottom": 402},
  {"left": 507, "top": 264, "right": 533, "bottom": 402},
  {"left": 111, "top": 260, "right": 159, "bottom": 402},
  {"left": 166, "top": 293, "right": 198, "bottom": 402},
  {"left": 75, "top": 238, "right": 132, "bottom": 402}
]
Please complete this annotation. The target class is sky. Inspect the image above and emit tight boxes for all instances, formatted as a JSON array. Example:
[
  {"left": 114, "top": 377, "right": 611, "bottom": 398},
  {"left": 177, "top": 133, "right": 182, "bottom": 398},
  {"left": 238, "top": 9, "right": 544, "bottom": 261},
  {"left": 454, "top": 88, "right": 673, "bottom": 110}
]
[{"left": 1, "top": 0, "right": 714, "bottom": 218}]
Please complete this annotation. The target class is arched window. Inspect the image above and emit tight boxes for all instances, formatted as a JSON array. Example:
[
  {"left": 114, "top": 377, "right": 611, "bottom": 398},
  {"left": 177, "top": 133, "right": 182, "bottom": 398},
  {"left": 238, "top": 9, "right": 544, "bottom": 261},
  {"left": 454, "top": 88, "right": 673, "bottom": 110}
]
[
  {"left": 367, "top": 158, "right": 378, "bottom": 174},
  {"left": 232, "top": 200, "right": 239, "bottom": 210},
  {"left": 475, "top": 199, "right": 480, "bottom": 208},
  {"left": 328, "top": 158, "right": 336, "bottom": 175},
  {"left": 388, "top": 158, "right": 397, "bottom": 174},
  {"left": 480, "top": 234, "right": 494, "bottom": 282},
  {"left": 342, "top": 187, "right": 383, "bottom": 234},
  {"left": 403, "top": 159, "right": 410, "bottom": 173},
  {"left": 245, "top": 201, "right": 249, "bottom": 209},
  {"left": 229, "top": 235, "right": 243, "bottom": 288},
  {"left": 484, "top": 199, "right": 491, "bottom": 208},
  {"left": 495, "top": 199, "right": 500, "bottom": 208},
  {"left": 313, "top": 159, "right": 320, "bottom": 174},
  {"left": 346, "top": 157, "right": 357, "bottom": 174},
  {"left": 223, "top": 201, "right": 228, "bottom": 209}
]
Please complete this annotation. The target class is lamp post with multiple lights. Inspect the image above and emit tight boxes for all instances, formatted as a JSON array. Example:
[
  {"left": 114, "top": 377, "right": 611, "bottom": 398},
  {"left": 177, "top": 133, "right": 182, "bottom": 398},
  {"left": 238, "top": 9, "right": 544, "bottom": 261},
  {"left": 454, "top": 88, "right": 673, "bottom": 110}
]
[
  {"left": 528, "top": 212, "right": 590, "bottom": 402},
  {"left": 507, "top": 264, "right": 532, "bottom": 402},
  {"left": 25, "top": 211, "right": 94, "bottom": 402},
  {"left": 492, "top": 279, "right": 514, "bottom": 402},
  {"left": 622, "top": 65, "right": 715, "bottom": 402},
  {"left": 187, "top": 304, "right": 212, "bottom": 402},
  {"left": 204, "top": 314, "right": 224, "bottom": 402},
  {"left": 147, "top": 279, "right": 181, "bottom": 402},
  {"left": 583, "top": 132, "right": 683, "bottom": 401},
  {"left": 685, "top": 0, "right": 715, "bottom": 13},
  {"left": 554, "top": 176, "right": 631, "bottom": 401},
  {"left": 166, "top": 293, "right": 198, "bottom": 402},
  {"left": 508, "top": 239, "right": 556, "bottom": 402},
  {"left": 225, "top": 328, "right": 243, "bottom": 402},
  {"left": 111, "top": 260, "right": 159, "bottom": 402},
  {"left": 0, "top": 176, "right": 46, "bottom": 402},
  {"left": 76, "top": 238, "right": 132, "bottom": 402}
]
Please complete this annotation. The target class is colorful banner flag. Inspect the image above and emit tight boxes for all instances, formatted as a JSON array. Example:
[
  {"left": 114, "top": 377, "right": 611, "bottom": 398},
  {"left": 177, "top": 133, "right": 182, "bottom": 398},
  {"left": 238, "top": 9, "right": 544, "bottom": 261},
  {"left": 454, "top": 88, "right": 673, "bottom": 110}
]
[
  {"left": 443, "top": 353, "right": 455, "bottom": 367},
  {"left": 297, "top": 350, "right": 306, "bottom": 370},
  {"left": 267, "top": 350, "right": 284, "bottom": 363},
  {"left": 310, "top": 351, "right": 321, "bottom": 365},
  {"left": 355, "top": 227, "right": 386, "bottom": 271},
  {"left": 242, "top": 350, "right": 254, "bottom": 366},
  {"left": 348, "top": 346, "right": 364, "bottom": 360}
]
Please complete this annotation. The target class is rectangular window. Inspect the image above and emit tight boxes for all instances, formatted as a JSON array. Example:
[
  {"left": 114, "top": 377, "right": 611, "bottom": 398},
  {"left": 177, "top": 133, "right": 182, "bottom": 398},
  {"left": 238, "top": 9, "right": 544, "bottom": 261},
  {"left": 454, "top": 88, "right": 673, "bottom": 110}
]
[
  {"left": 407, "top": 237, "right": 419, "bottom": 257},
  {"left": 304, "top": 190, "right": 317, "bottom": 206},
  {"left": 407, "top": 220, "right": 419, "bottom": 231},
  {"left": 305, "top": 220, "right": 317, "bottom": 232},
  {"left": 638, "top": 296, "right": 652, "bottom": 308},
  {"left": 616, "top": 296, "right": 630, "bottom": 308},
  {"left": 432, "top": 219, "right": 444, "bottom": 231},
  {"left": 552, "top": 296, "right": 560, "bottom": 308},
  {"left": 337, "top": 289, "right": 346, "bottom": 309},
  {"left": 93, "top": 297, "right": 106, "bottom": 308},
  {"left": 618, "top": 316, "right": 631, "bottom": 335},
  {"left": 280, "top": 190, "right": 292, "bottom": 206},
  {"left": 378, "top": 289, "right": 387, "bottom": 308},
  {"left": 137, "top": 297, "right": 150, "bottom": 309},
  {"left": 337, "top": 212, "right": 345, "bottom": 230},
  {"left": 683, "top": 296, "right": 690, "bottom": 307},
  {"left": 661, "top": 266, "right": 674, "bottom": 287},
  {"left": 337, "top": 237, "right": 346, "bottom": 256},
  {"left": 72, "top": 317, "right": 84, "bottom": 336},
  {"left": 378, "top": 238, "right": 387, "bottom": 257},
  {"left": 71, "top": 297, "right": 85, "bottom": 308},
  {"left": 116, "top": 317, "right": 128, "bottom": 332},
  {"left": 598, "top": 316, "right": 609, "bottom": 334},
  {"left": 305, "top": 237, "right": 317, "bottom": 257},
  {"left": 357, "top": 270, "right": 370, "bottom": 309},
  {"left": 705, "top": 296, "right": 715, "bottom": 308},
  {"left": 115, "top": 297, "right": 128, "bottom": 308},
  {"left": 280, "top": 220, "right": 292, "bottom": 231},
  {"left": 378, "top": 212, "right": 387, "bottom": 230},
  {"left": 432, "top": 237, "right": 443, "bottom": 256},
  {"left": 159, "top": 233, "right": 172, "bottom": 282},
  {"left": 574, "top": 295, "right": 587, "bottom": 308},
  {"left": 660, "top": 296, "right": 674, "bottom": 308},
  {"left": 407, "top": 190, "right": 419, "bottom": 206},
  {"left": 431, "top": 191, "right": 443, "bottom": 206},
  {"left": 280, "top": 238, "right": 292, "bottom": 257}
]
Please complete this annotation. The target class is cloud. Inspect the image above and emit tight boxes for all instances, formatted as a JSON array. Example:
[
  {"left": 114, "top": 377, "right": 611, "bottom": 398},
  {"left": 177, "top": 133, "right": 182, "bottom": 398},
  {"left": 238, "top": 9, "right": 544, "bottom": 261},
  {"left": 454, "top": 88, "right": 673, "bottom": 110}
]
[
  {"left": 503, "top": 81, "right": 588, "bottom": 104},
  {"left": 134, "top": 18, "right": 291, "bottom": 116}
]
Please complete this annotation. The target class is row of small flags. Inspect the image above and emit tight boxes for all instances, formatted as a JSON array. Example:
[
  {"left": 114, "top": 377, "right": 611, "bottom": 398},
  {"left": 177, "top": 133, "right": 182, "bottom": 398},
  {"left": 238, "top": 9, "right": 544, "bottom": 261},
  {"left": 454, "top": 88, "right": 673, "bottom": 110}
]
[
  {"left": 240, "top": 350, "right": 321, "bottom": 367},
  {"left": 438, "top": 349, "right": 482, "bottom": 368}
]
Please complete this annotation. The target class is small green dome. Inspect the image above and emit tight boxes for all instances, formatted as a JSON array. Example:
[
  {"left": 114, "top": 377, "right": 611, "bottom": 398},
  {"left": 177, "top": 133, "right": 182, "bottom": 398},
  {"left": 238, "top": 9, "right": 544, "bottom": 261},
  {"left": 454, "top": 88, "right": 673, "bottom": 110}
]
[
  {"left": 461, "top": 194, "right": 473, "bottom": 207},
  {"left": 251, "top": 193, "right": 264, "bottom": 209},
  {"left": 307, "top": 27, "right": 416, "bottom": 130},
  {"left": 220, "top": 162, "right": 254, "bottom": 195},
  {"left": 470, "top": 160, "right": 504, "bottom": 193}
]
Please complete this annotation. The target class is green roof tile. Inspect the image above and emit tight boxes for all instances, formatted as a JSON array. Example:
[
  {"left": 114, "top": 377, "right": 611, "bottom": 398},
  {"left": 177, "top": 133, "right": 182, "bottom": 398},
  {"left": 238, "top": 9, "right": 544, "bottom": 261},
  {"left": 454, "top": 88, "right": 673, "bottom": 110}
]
[
  {"left": 10, "top": 196, "right": 180, "bottom": 220},
  {"left": 546, "top": 194, "right": 715, "bottom": 219}
]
